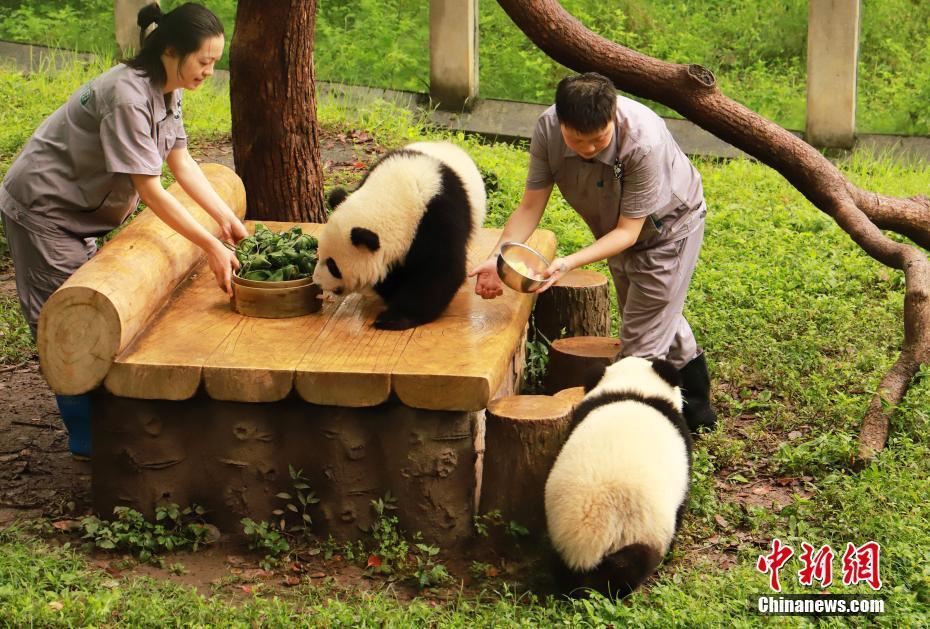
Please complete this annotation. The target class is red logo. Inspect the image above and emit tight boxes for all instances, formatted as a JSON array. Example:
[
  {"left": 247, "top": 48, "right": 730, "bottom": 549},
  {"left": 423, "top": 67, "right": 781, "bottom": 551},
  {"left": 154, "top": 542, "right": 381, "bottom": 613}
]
[
  {"left": 798, "top": 543, "right": 834, "bottom": 587},
  {"left": 757, "top": 539, "right": 882, "bottom": 591},
  {"left": 841, "top": 541, "right": 882, "bottom": 590},
  {"left": 757, "top": 538, "right": 794, "bottom": 592}
]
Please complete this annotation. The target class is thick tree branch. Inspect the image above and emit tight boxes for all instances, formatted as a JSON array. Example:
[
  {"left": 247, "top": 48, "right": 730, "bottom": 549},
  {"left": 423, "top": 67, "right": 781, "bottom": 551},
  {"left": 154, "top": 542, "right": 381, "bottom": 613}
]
[{"left": 497, "top": 0, "right": 930, "bottom": 462}]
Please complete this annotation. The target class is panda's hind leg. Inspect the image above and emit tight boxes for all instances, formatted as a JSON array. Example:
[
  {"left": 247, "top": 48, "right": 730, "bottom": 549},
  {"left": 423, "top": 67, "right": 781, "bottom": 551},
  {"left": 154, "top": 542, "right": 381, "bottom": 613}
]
[{"left": 557, "top": 543, "right": 663, "bottom": 599}]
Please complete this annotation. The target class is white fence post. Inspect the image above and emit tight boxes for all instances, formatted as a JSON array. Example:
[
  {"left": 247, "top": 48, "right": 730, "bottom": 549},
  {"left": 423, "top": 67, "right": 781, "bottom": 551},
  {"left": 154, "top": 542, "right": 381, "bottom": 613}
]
[
  {"left": 115, "top": 0, "right": 159, "bottom": 57},
  {"left": 429, "top": 0, "right": 479, "bottom": 111},
  {"left": 806, "top": 0, "right": 861, "bottom": 149}
]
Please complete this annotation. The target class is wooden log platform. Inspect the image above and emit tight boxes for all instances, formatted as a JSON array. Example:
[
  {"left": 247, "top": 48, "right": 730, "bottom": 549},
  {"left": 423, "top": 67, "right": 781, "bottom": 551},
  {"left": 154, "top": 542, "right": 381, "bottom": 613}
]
[
  {"left": 102, "top": 223, "right": 555, "bottom": 410},
  {"left": 36, "top": 164, "right": 559, "bottom": 545}
]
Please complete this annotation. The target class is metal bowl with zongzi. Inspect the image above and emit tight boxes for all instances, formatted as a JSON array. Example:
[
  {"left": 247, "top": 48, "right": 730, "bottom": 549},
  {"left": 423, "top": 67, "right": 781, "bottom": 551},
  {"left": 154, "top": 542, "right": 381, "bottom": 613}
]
[{"left": 496, "top": 241, "right": 551, "bottom": 293}]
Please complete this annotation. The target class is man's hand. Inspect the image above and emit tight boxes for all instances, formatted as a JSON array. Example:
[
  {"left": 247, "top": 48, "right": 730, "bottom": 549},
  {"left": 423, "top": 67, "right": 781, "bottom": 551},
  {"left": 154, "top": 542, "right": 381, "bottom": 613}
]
[
  {"left": 468, "top": 256, "right": 504, "bottom": 299},
  {"left": 534, "top": 257, "right": 570, "bottom": 294}
]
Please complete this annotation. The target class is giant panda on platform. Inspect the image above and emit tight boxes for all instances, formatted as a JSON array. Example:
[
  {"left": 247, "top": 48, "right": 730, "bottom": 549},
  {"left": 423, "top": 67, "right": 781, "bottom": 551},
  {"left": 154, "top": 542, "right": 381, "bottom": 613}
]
[
  {"left": 544, "top": 356, "right": 693, "bottom": 598},
  {"left": 312, "top": 141, "right": 486, "bottom": 330}
]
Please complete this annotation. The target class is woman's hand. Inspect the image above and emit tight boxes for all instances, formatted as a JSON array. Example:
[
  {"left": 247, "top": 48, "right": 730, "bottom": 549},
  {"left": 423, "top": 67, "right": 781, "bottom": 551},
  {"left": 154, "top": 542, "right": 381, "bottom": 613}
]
[
  {"left": 534, "top": 256, "right": 571, "bottom": 294},
  {"left": 206, "top": 240, "right": 240, "bottom": 297},
  {"left": 217, "top": 212, "right": 248, "bottom": 244},
  {"left": 468, "top": 256, "right": 504, "bottom": 300}
]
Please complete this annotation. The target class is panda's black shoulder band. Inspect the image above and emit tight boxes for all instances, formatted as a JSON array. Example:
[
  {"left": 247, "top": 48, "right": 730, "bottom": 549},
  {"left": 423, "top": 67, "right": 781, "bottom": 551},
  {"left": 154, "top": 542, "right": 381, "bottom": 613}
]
[{"left": 572, "top": 391, "right": 692, "bottom": 452}]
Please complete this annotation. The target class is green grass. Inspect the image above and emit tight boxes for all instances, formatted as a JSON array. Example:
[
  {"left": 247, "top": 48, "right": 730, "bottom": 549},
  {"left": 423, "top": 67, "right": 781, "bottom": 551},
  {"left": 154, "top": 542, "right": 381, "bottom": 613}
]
[
  {"left": 0, "top": 0, "right": 929, "bottom": 134},
  {"left": 2, "top": 59, "right": 930, "bottom": 623},
  {"left": 0, "top": 294, "right": 32, "bottom": 363}
]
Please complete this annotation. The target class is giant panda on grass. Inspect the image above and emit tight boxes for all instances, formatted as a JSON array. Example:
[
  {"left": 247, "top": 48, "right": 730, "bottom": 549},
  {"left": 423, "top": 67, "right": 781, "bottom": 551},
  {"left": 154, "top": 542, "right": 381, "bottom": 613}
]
[
  {"left": 312, "top": 141, "right": 486, "bottom": 330},
  {"left": 545, "top": 355, "right": 693, "bottom": 598}
]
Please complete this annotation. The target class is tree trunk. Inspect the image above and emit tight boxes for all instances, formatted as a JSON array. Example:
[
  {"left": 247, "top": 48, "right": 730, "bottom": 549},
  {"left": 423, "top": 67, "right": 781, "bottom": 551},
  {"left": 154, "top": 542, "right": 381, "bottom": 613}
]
[
  {"left": 497, "top": 0, "right": 930, "bottom": 462},
  {"left": 532, "top": 268, "right": 611, "bottom": 343},
  {"left": 230, "top": 1, "right": 326, "bottom": 222}
]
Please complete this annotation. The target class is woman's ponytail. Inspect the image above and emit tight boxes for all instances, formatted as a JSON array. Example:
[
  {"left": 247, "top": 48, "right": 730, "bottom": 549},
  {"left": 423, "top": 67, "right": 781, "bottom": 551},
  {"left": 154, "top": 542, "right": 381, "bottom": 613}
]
[{"left": 136, "top": 3, "right": 164, "bottom": 50}]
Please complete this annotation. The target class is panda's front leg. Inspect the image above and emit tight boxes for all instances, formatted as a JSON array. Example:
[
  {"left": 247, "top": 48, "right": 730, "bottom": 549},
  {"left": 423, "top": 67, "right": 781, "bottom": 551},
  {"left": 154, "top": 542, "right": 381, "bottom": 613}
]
[
  {"left": 372, "top": 268, "right": 418, "bottom": 330},
  {"left": 373, "top": 309, "right": 418, "bottom": 331},
  {"left": 373, "top": 268, "right": 461, "bottom": 331}
]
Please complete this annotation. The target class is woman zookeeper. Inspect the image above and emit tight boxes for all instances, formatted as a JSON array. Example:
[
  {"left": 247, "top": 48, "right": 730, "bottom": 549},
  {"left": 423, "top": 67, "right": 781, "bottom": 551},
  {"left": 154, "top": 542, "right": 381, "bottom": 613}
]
[
  {"left": 0, "top": 3, "right": 246, "bottom": 457},
  {"left": 470, "top": 72, "right": 716, "bottom": 433}
]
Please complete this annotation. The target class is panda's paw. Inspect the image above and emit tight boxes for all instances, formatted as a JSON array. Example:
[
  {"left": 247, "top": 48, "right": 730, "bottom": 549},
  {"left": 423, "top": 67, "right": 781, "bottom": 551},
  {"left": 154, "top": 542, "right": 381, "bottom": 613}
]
[{"left": 374, "top": 311, "right": 417, "bottom": 330}]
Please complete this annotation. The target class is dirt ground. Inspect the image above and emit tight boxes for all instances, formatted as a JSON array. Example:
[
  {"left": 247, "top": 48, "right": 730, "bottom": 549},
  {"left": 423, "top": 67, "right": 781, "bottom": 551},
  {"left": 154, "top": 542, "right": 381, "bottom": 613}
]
[{"left": 0, "top": 131, "right": 812, "bottom": 599}]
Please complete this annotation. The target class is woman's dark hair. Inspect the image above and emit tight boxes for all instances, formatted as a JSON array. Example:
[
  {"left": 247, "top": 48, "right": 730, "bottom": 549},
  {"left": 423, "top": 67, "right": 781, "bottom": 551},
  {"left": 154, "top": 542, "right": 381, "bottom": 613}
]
[
  {"left": 126, "top": 3, "right": 224, "bottom": 86},
  {"left": 555, "top": 73, "right": 617, "bottom": 133}
]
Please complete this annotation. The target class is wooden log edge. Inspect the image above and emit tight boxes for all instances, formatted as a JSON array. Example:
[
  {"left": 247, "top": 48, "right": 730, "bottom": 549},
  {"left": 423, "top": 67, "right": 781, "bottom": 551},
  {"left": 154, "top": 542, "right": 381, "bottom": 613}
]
[
  {"left": 553, "top": 386, "right": 586, "bottom": 409},
  {"left": 486, "top": 394, "right": 573, "bottom": 422},
  {"left": 38, "top": 164, "right": 246, "bottom": 395}
]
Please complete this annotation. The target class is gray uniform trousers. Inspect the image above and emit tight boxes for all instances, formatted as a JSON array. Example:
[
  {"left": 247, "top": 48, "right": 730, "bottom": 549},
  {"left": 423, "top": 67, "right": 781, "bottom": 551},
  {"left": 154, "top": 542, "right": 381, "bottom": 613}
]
[
  {"left": 608, "top": 206, "right": 706, "bottom": 370},
  {"left": 1, "top": 213, "right": 96, "bottom": 339}
]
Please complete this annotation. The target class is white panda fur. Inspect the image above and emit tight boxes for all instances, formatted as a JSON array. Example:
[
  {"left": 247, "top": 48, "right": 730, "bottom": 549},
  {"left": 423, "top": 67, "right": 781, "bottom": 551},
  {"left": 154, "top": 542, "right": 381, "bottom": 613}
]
[
  {"left": 545, "top": 356, "right": 692, "bottom": 598},
  {"left": 312, "top": 141, "right": 486, "bottom": 330}
]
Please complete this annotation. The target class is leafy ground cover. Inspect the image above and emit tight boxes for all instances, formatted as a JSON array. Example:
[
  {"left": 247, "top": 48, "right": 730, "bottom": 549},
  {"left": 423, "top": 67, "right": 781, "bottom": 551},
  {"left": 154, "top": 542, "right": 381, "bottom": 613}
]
[
  {"left": 0, "top": 0, "right": 929, "bottom": 134},
  {"left": 0, "top": 56, "right": 929, "bottom": 625}
]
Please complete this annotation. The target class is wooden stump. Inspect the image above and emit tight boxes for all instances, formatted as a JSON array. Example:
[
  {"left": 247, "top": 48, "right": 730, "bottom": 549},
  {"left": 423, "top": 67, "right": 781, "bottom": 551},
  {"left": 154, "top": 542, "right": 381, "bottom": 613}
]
[
  {"left": 533, "top": 269, "right": 611, "bottom": 343},
  {"left": 544, "top": 336, "right": 621, "bottom": 394},
  {"left": 478, "top": 395, "right": 573, "bottom": 540},
  {"left": 553, "top": 386, "right": 586, "bottom": 409}
]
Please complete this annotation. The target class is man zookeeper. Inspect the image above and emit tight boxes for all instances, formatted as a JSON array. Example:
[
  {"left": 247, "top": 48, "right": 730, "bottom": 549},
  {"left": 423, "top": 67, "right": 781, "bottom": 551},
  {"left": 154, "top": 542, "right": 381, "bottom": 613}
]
[{"left": 469, "top": 72, "right": 716, "bottom": 432}]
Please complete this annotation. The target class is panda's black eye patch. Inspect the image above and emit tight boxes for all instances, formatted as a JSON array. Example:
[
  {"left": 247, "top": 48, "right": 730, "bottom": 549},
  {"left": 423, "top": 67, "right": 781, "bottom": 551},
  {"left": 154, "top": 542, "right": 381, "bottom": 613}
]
[{"left": 326, "top": 257, "right": 342, "bottom": 279}]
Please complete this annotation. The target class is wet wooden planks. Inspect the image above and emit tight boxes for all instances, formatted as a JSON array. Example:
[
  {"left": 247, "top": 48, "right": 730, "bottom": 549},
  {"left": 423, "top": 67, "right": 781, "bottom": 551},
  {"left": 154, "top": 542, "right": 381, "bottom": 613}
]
[{"left": 106, "top": 222, "right": 556, "bottom": 410}]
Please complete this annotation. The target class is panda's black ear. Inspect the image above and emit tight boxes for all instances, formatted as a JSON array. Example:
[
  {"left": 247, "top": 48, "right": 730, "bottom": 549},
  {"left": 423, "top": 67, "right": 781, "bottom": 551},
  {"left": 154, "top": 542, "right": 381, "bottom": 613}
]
[
  {"left": 327, "top": 187, "right": 349, "bottom": 210},
  {"left": 583, "top": 364, "right": 607, "bottom": 393},
  {"left": 350, "top": 227, "right": 380, "bottom": 252},
  {"left": 650, "top": 359, "right": 681, "bottom": 389}
]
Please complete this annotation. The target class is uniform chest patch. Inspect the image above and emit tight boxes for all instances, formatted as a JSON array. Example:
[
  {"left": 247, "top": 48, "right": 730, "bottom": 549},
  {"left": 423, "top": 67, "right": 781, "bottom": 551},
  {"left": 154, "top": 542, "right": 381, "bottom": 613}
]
[{"left": 613, "top": 158, "right": 624, "bottom": 184}]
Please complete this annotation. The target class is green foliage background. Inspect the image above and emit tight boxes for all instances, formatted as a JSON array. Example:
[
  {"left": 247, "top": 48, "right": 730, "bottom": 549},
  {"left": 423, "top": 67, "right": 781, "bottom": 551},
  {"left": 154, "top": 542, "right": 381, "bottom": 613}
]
[
  {"left": 0, "top": 0, "right": 929, "bottom": 134},
  {"left": 1, "top": 1, "right": 929, "bottom": 624},
  {"left": 1, "top": 51, "right": 930, "bottom": 622}
]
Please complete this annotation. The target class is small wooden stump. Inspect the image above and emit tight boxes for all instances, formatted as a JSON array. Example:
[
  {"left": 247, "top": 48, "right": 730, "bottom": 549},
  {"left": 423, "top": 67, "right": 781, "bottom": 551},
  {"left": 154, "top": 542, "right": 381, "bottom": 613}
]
[
  {"left": 544, "top": 336, "right": 621, "bottom": 394},
  {"left": 553, "top": 386, "right": 586, "bottom": 409},
  {"left": 533, "top": 269, "right": 611, "bottom": 343},
  {"left": 478, "top": 395, "right": 573, "bottom": 540}
]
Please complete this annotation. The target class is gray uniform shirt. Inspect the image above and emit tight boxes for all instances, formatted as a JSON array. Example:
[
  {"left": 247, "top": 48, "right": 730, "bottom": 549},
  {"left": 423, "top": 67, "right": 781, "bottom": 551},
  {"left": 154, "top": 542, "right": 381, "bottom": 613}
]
[
  {"left": 0, "top": 63, "right": 186, "bottom": 238},
  {"left": 526, "top": 95, "right": 703, "bottom": 248}
]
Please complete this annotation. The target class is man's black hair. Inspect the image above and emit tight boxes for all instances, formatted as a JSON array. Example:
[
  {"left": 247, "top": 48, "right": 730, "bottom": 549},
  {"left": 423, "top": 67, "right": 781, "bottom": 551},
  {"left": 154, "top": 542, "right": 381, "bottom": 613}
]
[
  {"left": 126, "top": 2, "right": 224, "bottom": 87},
  {"left": 555, "top": 73, "right": 617, "bottom": 133}
]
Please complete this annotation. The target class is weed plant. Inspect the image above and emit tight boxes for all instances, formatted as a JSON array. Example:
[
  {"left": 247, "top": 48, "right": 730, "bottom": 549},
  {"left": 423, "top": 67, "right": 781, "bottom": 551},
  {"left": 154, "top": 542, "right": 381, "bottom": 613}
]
[{"left": 79, "top": 504, "right": 213, "bottom": 564}]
